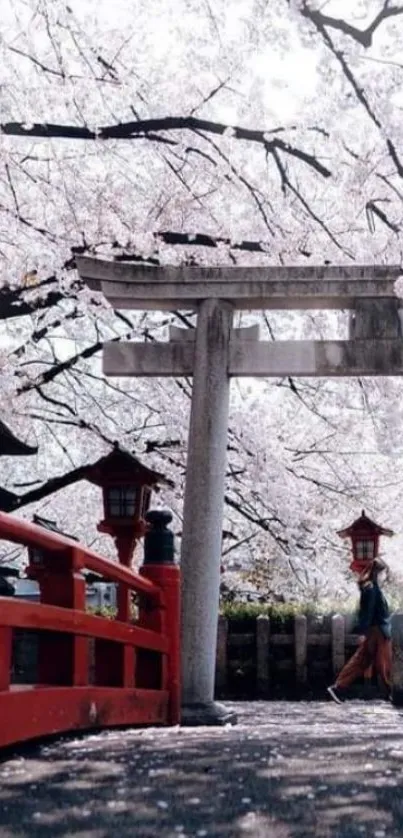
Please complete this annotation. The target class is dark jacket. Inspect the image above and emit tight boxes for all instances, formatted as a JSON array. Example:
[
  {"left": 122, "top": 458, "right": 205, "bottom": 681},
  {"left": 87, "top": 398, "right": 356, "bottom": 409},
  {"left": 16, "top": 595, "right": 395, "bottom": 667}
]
[{"left": 356, "top": 580, "right": 391, "bottom": 639}]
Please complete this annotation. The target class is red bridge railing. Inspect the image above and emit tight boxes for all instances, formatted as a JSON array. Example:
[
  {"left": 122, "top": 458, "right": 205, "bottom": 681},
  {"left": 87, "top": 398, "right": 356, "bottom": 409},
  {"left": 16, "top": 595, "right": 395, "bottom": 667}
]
[{"left": 0, "top": 510, "right": 180, "bottom": 748}]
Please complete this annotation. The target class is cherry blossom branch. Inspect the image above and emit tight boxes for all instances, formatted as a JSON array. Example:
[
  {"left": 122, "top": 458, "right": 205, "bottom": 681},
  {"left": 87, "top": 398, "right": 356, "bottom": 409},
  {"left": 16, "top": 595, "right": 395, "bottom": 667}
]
[
  {"left": 0, "top": 278, "right": 76, "bottom": 320},
  {"left": 7, "top": 44, "right": 121, "bottom": 85},
  {"left": 300, "top": 1, "right": 403, "bottom": 48},
  {"left": 15, "top": 334, "right": 115, "bottom": 395},
  {"left": 1, "top": 116, "right": 332, "bottom": 178},
  {"left": 300, "top": 8, "right": 403, "bottom": 180}
]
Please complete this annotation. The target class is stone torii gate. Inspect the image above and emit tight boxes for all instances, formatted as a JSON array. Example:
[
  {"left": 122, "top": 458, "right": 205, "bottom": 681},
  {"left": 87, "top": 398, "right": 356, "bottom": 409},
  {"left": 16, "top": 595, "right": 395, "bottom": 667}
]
[{"left": 77, "top": 259, "right": 403, "bottom": 723}]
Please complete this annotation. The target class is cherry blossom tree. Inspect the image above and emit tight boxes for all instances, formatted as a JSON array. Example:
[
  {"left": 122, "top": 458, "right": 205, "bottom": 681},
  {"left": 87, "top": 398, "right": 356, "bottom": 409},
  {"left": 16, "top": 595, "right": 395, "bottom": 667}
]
[{"left": 1, "top": 0, "right": 403, "bottom": 599}]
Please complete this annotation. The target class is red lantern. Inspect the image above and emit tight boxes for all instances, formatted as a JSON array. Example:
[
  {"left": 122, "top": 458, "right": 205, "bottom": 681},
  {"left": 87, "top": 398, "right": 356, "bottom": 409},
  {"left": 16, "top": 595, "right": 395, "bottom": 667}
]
[
  {"left": 337, "top": 510, "right": 394, "bottom": 574},
  {"left": 84, "top": 444, "right": 169, "bottom": 567},
  {"left": 83, "top": 444, "right": 171, "bottom": 622}
]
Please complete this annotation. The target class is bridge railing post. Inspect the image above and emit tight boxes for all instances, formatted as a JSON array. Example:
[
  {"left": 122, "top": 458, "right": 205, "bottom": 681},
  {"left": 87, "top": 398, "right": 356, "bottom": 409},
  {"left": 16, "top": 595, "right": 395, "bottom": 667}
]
[
  {"left": 139, "top": 510, "right": 181, "bottom": 724},
  {"left": 28, "top": 545, "right": 88, "bottom": 686},
  {"left": 0, "top": 627, "right": 12, "bottom": 691}
]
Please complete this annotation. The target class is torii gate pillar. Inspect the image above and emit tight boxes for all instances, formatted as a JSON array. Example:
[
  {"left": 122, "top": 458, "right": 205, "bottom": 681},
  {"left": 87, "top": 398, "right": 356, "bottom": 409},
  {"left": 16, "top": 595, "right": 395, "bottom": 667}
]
[{"left": 180, "top": 299, "right": 235, "bottom": 723}]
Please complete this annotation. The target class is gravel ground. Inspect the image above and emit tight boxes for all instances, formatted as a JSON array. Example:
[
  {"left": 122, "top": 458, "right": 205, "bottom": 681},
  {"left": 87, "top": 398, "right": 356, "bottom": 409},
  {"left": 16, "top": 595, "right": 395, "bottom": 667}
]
[{"left": 1, "top": 701, "right": 403, "bottom": 838}]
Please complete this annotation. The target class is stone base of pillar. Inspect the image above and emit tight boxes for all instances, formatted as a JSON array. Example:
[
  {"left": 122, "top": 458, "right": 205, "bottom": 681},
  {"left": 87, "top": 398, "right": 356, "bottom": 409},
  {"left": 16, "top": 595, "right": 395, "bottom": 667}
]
[{"left": 181, "top": 701, "right": 237, "bottom": 727}]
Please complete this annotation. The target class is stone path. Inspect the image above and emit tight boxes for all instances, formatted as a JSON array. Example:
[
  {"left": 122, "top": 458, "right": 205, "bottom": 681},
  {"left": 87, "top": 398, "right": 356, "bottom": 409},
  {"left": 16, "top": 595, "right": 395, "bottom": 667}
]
[{"left": 1, "top": 701, "right": 403, "bottom": 837}]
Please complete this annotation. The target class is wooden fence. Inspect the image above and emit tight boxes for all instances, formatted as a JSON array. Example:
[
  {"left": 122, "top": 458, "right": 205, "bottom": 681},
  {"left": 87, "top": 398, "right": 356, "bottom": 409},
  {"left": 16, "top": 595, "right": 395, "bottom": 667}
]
[{"left": 215, "top": 613, "right": 385, "bottom": 699}]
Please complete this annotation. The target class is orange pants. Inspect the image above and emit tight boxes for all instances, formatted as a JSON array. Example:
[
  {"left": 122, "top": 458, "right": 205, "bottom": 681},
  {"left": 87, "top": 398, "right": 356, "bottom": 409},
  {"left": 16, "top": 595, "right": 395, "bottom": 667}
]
[{"left": 335, "top": 626, "right": 392, "bottom": 690}]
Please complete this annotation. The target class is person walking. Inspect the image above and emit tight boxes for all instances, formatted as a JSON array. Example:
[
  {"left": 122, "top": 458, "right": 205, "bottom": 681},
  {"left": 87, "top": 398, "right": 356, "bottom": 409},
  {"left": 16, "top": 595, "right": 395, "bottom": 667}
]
[{"left": 327, "top": 558, "right": 392, "bottom": 704}]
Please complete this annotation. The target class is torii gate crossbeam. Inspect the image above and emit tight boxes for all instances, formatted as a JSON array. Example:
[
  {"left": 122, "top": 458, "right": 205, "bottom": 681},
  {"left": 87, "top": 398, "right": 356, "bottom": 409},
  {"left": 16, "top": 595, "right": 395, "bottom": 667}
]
[{"left": 77, "top": 257, "right": 403, "bottom": 724}]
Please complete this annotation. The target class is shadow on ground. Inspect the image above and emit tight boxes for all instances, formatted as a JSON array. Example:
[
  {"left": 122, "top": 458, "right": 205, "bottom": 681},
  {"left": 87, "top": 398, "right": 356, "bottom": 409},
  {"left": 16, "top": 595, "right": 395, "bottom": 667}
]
[{"left": 0, "top": 701, "right": 403, "bottom": 837}]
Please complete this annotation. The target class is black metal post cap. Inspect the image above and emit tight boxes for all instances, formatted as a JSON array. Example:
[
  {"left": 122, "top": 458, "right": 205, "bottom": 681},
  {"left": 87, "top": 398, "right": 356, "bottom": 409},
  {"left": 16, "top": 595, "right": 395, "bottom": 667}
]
[
  {"left": 143, "top": 509, "right": 175, "bottom": 565},
  {"left": 145, "top": 509, "right": 173, "bottom": 528}
]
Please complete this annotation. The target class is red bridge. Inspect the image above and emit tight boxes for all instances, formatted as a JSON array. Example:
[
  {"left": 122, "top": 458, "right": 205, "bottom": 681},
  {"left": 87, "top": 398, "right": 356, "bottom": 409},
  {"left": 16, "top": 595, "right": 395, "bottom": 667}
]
[{"left": 0, "top": 510, "right": 180, "bottom": 748}]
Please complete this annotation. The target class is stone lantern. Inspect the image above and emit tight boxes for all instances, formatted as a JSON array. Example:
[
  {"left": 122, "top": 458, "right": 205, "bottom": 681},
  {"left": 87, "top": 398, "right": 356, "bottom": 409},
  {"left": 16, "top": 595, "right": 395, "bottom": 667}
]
[{"left": 337, "top": 509, "right": 394, "bottom": 574}]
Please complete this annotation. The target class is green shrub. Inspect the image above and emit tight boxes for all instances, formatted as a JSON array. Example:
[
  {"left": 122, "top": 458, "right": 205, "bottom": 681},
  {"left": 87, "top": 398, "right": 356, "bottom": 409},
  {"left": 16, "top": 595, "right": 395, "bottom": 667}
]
[
  {"left": 87, "top": 605, "right": 117, "bottom": 619},
  {"left": 87, "top": 603, "right": 140, "bottom": 620},
  {"left": 220, "top": 600, "right": 357, "bottom": 620}
]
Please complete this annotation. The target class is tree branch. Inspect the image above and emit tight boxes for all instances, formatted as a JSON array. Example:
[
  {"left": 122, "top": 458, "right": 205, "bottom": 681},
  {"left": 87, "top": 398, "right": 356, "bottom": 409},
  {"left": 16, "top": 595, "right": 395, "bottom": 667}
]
[
  {"left": 301, "top": 8, "right": 403, "bottom": 180},
  {"left": 0, "top": 278, "right": 77, "bottom": 320},
  {"left": 301, "top": 1, "right": 403, "bottom": 48},
  {"left": 15, "top": 334, "right": 123, "bottom": 395},
  {"left": 1, "top": 116, "right": 332, "bottom": 177}
]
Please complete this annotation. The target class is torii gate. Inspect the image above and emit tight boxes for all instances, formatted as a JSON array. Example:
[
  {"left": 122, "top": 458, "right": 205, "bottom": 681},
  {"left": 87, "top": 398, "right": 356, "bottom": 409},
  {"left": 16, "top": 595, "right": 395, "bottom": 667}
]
[{"left": 77, "top": 259, "right": 403, "bottom": 723}]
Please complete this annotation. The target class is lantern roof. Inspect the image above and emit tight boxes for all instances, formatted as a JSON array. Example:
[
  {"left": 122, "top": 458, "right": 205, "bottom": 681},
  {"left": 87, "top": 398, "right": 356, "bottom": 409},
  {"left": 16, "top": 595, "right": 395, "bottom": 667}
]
[
  {"left": 83, "top": 442, "right": 171, "bottom": 488},
  {"left": 0, "top": 419, "right": 37, "bottom": 457},
  {"left": 337, "top": 509, "right": 394, "bottom": 539}
]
